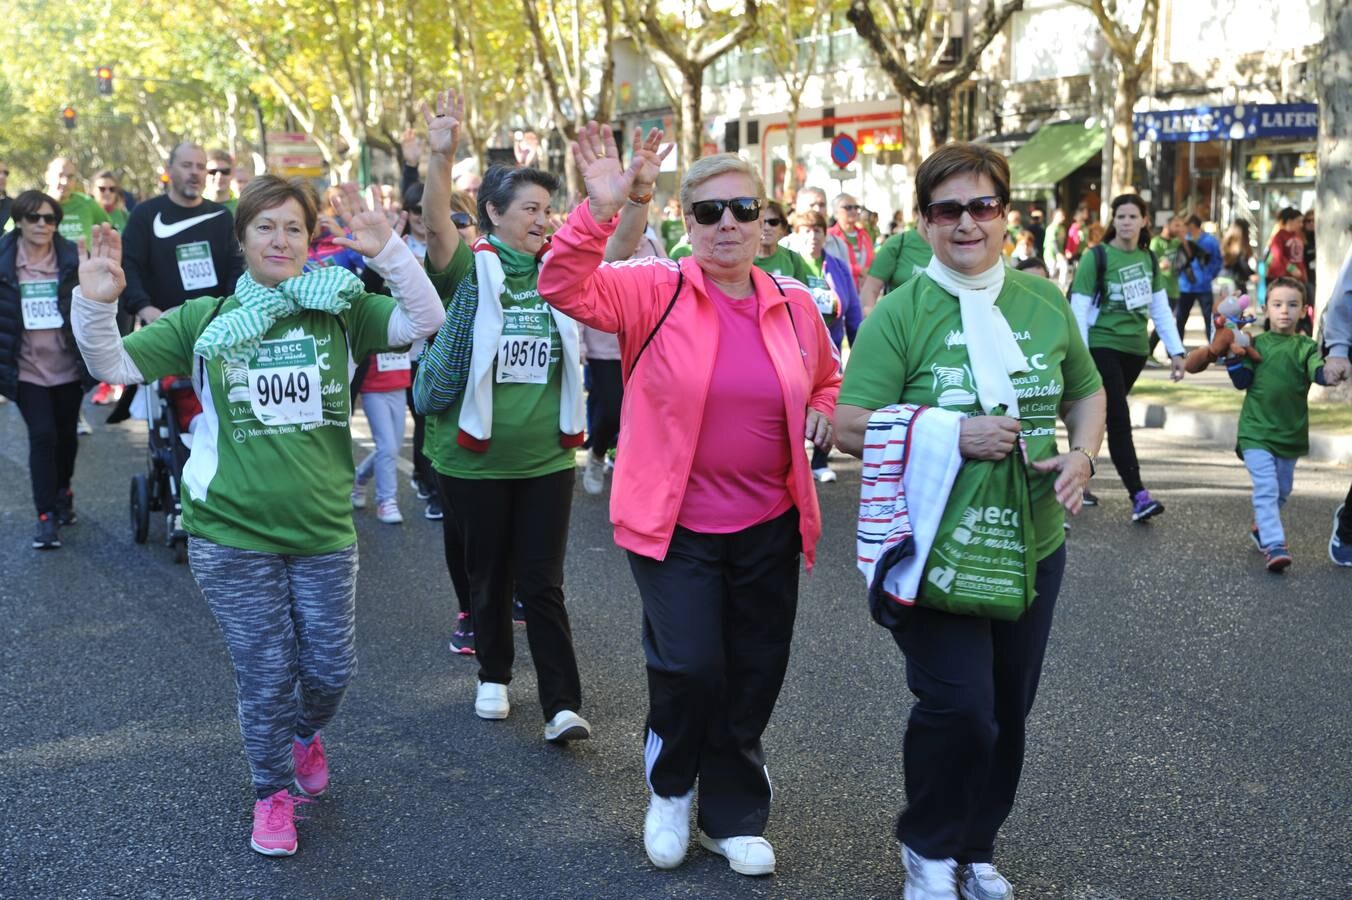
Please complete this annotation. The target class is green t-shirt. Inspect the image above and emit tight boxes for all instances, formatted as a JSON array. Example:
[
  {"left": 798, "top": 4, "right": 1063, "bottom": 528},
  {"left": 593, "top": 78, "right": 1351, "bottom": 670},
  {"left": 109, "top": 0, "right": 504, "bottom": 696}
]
[
  {"left": 659, "top": 219, "right": 685, "bottom": 254},
  {"left": 669, "top": 238, "right": 692, "bottom": 260},
  {"left": 839, "top": 271, "right": 1102, "bottom": 559},
  {"left": 423, "top": 242, "right": 575, "bottom": 480},
  {"left": 124, "top": 292, "right": 397, "bottom": 555},
  {"left": 1072, "top": 245, "right": 1166, "bottom": 357},
  {"left": 59, "top": 193, "right": 111, "bottom": 245},
  {"left": 867, "top": 229, "right": 933, "bottom": 293},
  {"left": 1149, "top": 235, "right": 1182, "bottom": 299},
  {"left": 753, "top": 245, "right": 814, "bottom": 283},
  {"left": 1236, "top": 331, "right": 1323, "bottom": 458},
  {"left": 105, "top": 207, "right": 129, "bottom": 231},
  {"left": 223, "top": 198, "right": 239, "bottom": 216}
]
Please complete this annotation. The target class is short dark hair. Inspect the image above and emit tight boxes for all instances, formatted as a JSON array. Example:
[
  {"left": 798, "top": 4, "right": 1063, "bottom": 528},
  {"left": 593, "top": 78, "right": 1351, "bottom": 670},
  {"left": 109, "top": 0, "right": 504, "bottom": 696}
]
[
  {"left": 915, "top": 143, "right": 1011, "bottom": 219},
  {"left": 1103, "top": 193, "right": 1151, "bottom": 250},
  {"left": 402, "top": 182, "right": 424, "bottom": 210},
  {"left": 206, "top": 148, "right": 233, "bottom": 164},
  {"left": 477, "top": 165, "right": 559, "bottom": 236},
  {"left": 234, "top": 175, "right": 318, "bottom": 243},
  {"left": 1276, "top": 207, "right": 1302, "bottom": 224},
  {"left": 12, "top": 190, "right": 62, "bottom": 226},
  {"left": 94, "top": 170, "right": 119, "bottom": 184},
  {"left": 1267, "top": 276, "right": 1307, "bottom": 305},
  {"left": 1185, "top": 214, "right": 1202, "bottom": 228},
  {"left": 790, "top": 210, "right": 827, "bottom": 231},
  {"left": 1015, "top": 256, "right": 1048, "bottom": 273}
]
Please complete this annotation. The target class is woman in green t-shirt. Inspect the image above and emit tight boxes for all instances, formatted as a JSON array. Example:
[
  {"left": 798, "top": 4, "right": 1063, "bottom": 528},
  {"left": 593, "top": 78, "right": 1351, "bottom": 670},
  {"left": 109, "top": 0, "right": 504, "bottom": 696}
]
[
  {"left": 414, "top": 90, "right": 591, "bottom": 744},
  {"left": 72, "top": 176, "right": 445, "bottom": 857},
  {"left": 834, "top": 142, "right": 1106, "bottom": 898},
  {"left": 752, "top": 200, "right": 812, "bottom": 283},
  {"left": 1069, "top": 194, "right": 1186, "bottom": 522}
]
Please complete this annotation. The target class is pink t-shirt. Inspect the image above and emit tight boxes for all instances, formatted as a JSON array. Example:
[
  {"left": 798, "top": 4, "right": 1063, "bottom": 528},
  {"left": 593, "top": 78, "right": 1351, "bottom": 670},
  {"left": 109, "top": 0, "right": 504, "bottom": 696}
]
[{"left": 677, "top": 282, "right": 793, "bottom": 533}]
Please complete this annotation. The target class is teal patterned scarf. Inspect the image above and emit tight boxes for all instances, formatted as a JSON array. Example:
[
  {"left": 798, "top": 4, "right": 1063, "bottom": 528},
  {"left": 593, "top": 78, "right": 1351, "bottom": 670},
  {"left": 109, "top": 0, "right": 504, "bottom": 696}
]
[{"left": 194, "top": 267, "right": 365, "bottom": 363}]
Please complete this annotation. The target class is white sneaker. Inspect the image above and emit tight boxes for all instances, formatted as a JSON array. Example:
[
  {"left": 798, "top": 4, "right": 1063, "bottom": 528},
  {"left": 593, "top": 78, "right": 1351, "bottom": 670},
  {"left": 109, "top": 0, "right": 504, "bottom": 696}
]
[
  {"left": 376, "top": 499, "right": 403, "bottom": 524},
  {"left": 350, "top": 479, "right": 367, "bottom": 509},
  {"left": 812, "top": 466, "right": 837, "bottom": 483},
  {"left": 474, "top": 680, "right": 509, "bottom": 720},
  {"left": 644, "top": 790, "right": 693, "bottom": 869},
  {"left": 76, "top": 411, "right": 92, "bottom": 435},
  {"left": 698, "top": 831, "right": 776, "bottom": 876},
  {"left": 959, "top": 862, "right": 1012, "bottom": 900},
  {"left": 902, "top": 844, "right": 959, "bottom": 899},
  {"left": 582, "top": 453, "right": 606, "bottom": 495},
  {"left": 544, "top": 710, "right": 592, "bottom": 743}
]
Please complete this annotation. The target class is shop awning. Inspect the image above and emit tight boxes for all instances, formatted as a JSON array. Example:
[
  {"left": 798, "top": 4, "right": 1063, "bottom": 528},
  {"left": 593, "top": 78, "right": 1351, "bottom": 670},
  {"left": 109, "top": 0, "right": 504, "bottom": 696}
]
[{"left": 1008, "top": 122, "right": 1105, "bottom": 188}]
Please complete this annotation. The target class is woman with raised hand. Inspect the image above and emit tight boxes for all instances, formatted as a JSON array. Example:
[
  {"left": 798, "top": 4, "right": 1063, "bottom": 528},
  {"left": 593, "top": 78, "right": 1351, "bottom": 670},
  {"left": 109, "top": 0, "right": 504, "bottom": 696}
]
[
  {"left": 536, "top": 123, "right": 840, "bottom": 878},
  {"left": 412, "top": 89, "right": 590, "bottom": 742},
  {"left": 70, "top": 176, "right": 444, "bottom": 858}
]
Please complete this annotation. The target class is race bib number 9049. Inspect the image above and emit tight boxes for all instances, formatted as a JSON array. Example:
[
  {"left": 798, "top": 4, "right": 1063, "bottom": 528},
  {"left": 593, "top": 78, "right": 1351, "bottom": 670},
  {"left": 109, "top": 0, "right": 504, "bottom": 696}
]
[{"left": 248, "top": 336, "right": 323, "bottom": 425}]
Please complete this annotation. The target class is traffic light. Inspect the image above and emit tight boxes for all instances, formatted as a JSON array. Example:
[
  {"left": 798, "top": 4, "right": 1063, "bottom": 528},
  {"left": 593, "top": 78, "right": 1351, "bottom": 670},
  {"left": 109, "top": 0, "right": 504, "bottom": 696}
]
[
  {"left": 62, "top": 106, "right": 76, "bottom": 130},
  {"left": 96, "top": 65, "right": 113, "bottom": 95}
]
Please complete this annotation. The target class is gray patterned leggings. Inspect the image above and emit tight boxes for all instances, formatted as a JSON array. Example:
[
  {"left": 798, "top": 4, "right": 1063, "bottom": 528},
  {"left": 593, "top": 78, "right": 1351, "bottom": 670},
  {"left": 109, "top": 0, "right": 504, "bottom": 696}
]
[{"left": 188, "top": 538, "right": 359, "bottom": 798}]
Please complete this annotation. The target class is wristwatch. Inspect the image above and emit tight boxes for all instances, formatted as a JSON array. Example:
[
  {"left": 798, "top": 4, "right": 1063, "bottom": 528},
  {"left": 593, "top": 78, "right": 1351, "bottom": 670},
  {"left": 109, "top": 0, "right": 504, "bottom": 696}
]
[{"left": 1070, "top": 446, "right": 1097, "bottom": 477}]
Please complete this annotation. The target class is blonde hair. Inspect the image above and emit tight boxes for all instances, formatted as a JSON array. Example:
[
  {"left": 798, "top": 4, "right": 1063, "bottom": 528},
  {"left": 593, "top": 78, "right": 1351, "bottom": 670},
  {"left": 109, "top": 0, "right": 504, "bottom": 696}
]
[{"left": 679, "top": 153, "right": 764, "bottom": 211}]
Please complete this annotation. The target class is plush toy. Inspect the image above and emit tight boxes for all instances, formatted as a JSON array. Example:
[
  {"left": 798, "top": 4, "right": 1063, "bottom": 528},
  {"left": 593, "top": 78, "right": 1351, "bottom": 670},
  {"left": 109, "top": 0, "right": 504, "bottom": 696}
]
[{"left": 1183, "top": 293, "right": 1264, "bottom": 373}]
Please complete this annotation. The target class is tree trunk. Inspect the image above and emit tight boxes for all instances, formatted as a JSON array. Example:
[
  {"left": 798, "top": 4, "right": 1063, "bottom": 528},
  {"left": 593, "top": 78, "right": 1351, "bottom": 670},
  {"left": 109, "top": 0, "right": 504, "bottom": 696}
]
[
  {"left": 1110, "top": 67, "right": 1140, "bottom": 194},
  {"left": 679, "top": 67, "right": 705, "bottom": 174},
  {"left": 1314, "top": 0, "right": 1352, "bottom": 402},
  {"left": 910, "top": 98, "right": 938, "bottom": 167},
  {"left": 782, "top": 105, "right": 799, "bottom": 198}
]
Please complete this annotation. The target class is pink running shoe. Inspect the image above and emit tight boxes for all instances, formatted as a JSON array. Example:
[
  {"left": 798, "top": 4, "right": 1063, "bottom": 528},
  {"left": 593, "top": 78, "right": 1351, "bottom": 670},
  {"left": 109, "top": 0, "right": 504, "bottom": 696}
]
[
  {"left": 293, "top": 735, "right": 330, "bottom": 796},
  {"left": 250, "top": 790, "right": 304, "bottom": 856}
]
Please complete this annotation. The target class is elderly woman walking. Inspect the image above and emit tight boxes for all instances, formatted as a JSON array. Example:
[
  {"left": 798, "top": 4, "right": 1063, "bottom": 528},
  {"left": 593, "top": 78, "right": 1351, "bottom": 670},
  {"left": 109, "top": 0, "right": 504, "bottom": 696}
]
[
  {"left": 72, "top": 177, "right": 444, "bottom": 857},
  {"left": 537, "top": 124, "right": 840, "bottom": 878},
  {"left": 834, "top": 143, "right": 1105, "bottom": 899}
]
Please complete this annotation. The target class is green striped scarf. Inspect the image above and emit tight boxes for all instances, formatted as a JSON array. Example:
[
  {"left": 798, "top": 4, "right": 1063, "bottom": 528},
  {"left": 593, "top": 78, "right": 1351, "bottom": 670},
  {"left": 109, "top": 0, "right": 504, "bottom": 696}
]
[{"left": 194, "top": 267, "right": 365, "bottom": 363}]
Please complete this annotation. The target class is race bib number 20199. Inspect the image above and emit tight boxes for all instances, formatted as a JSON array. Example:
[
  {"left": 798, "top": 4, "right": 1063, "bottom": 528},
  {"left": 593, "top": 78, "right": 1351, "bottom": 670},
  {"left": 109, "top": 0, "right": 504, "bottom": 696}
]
[
  {"left": 20, "top": 280, "right": 63, "bottom": 330},
  {"left": 248, "top": 336, "right": 322, "bottom": 426},
  {"left": 1118, "top": 262, "right": 1153, "bottom": 311}
]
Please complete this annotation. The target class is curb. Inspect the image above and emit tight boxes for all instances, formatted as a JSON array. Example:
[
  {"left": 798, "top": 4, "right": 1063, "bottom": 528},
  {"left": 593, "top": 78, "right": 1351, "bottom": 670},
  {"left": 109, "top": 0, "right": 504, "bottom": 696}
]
[{"left": 1128, "top": 399, "right": 1352, "bottom": 466}]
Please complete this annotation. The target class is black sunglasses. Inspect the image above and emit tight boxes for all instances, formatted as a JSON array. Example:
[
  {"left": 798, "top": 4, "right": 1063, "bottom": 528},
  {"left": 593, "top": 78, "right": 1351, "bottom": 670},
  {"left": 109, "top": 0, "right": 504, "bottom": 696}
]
[
  {"left": 451, "top": 212, "right": 474, "bottom": 229},
  {"left": 23, "top": 212, "right": 58, "bottom": 225},
  {"left": 97, "top": 185, "right": 119, "bottom": 193},
  {"left": 409, "top": 204, "right": 423, "bottom": 215},
  {"left": 207, "top": 167, "right": 232, "bottom": 176},
  {"left": 764, "top": 216, "right": 784, "bottom": 228},
  {"left": 925, "top": 196, "right": 1004, "bottom": 226},
  {"left": 688, "top": 197, "right": 761, "bottom": 225}
]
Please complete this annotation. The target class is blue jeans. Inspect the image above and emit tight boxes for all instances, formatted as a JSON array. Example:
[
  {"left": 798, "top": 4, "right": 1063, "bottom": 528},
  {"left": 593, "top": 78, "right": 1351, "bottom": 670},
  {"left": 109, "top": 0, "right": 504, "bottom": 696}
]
[
  {"left": 1243, "top": 448, "right": 1296, "bottom": 549},
  {"left": 355, "top": 389, "right": 407, "bottom": 503}
]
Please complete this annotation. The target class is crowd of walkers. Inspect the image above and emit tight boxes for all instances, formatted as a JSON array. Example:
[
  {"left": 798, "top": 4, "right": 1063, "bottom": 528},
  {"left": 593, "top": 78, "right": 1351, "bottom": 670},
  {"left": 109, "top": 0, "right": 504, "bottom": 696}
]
[{"left": 3, "top": 84, "right": 1351, "bottom": 900}]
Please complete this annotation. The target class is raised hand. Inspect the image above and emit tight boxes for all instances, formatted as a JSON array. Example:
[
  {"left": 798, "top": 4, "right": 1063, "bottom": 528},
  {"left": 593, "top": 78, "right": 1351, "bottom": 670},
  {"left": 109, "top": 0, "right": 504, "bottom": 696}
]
[
  {"left": 401, "top": 126, "right": 423, "bottom": 168},
  {"left": 573, "top": 121, "right": 643, "bottom": 223},
  {"left": 629, "top": 126, "right": 672, "bottom": 195},
  {"left": 420, "top": 89, "right": 465, "bottom": 158},
  {"left": 331, "top": 186, "right": 393, "bottom": 257},
  {"left": 79, "top": 223, "right": 126, "bottom": 302}
]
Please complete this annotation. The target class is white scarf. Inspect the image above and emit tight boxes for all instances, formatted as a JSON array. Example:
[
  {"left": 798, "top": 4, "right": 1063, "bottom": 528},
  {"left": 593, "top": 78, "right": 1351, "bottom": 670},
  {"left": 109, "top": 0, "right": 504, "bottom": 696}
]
[
  {"left": 458, "top": 239, "right": 585, "bottom": 443},
  {"left": 924, "top": 257, "right": 1028, "bottom": 418}
]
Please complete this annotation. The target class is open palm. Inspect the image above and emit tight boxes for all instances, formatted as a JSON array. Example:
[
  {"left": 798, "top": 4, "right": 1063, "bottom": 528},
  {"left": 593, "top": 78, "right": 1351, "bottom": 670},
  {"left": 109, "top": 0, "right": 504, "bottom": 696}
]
[
  {"left": 79, "top": 224, "right": 126, "bottom": 302},
  {"left": 573, "top": 121, "right": 640, "bottom": 222},
  {"left": 421, "top": 89, "right": 464, "bottom": 158},
  {"left": 331, "top": 187, "right": 394, "bottom": 256}
]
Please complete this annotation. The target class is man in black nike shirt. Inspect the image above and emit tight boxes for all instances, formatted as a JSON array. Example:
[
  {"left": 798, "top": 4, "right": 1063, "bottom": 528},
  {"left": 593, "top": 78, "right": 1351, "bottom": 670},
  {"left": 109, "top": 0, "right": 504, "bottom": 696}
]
[{"left": 120, "top": 142, "right": 243, "bottom": 324}]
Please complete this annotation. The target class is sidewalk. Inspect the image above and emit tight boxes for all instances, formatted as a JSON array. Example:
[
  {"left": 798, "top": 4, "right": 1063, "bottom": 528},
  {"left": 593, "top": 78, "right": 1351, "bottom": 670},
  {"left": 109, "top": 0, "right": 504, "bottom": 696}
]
[{"left": 1131, "top": 322, "right": 1352, "bottom": 465}]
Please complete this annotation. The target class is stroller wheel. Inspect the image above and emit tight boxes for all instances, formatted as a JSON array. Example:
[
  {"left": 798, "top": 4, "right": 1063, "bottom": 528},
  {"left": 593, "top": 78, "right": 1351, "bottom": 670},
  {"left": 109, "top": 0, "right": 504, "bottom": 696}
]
[{"left": 130, "top": 475, "right": 150, "bottom": 544}]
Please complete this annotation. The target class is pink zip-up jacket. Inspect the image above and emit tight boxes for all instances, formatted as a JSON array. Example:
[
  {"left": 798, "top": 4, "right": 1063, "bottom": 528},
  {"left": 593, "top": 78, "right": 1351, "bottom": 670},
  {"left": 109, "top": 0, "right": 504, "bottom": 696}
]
[{"left": 539, "top": 202, "right": 842, "bottom": 568}]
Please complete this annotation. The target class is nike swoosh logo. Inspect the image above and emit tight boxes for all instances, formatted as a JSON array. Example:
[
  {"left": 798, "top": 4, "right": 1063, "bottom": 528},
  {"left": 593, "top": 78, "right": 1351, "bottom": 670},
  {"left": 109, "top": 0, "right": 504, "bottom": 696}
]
[{"left": 152, "top": 210, "right": 225, "bottom": 239}]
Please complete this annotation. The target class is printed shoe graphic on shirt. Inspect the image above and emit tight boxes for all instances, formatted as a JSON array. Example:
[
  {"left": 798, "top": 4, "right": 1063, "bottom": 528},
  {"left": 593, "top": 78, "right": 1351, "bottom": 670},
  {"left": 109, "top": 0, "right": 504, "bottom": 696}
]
[
  {"left": 224, "top": 359, "right": 251, "bottom": 402},
  {"left": 931, "top": 363, "right": 977, "bottom": 408}
]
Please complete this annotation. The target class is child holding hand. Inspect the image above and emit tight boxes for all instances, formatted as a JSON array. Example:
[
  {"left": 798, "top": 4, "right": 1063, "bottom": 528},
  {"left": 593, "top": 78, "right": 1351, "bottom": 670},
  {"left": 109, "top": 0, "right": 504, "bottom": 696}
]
[{"left": 1227, "top": 276, "right": 1331, "bottom": 572}]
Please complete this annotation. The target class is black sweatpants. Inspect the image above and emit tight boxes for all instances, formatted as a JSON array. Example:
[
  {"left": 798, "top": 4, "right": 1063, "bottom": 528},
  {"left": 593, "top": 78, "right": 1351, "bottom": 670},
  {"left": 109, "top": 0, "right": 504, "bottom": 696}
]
[
  {"left": 1174, "top": 290, "right": 1214, "bottom": 343},
  {"left": 439, "top": 468, "right": 581, "bottom": 720},
  {"left": 15, "top": 381, "right": 83, "bottom": 516},
  {"left": 1090, "top": 346, "right": 1148, "bottom": 498},
  {"left": 892, "top": 543, "right": 1067, "bottom": 864},
  {"left": 434, "top": 478, "right": 472, "bottom": 617},
  {"left": 627, "top": 508, "right": 800, "bottom": 839},
  {"left": 586, "top": 359, "right": 624, "bottom": 457}
]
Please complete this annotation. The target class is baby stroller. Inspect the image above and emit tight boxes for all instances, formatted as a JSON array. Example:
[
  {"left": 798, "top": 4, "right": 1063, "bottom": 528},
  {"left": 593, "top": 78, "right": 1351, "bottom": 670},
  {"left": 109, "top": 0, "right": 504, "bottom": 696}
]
[{"left": 129, "top": 375, "right": 196, "bottom": 564}]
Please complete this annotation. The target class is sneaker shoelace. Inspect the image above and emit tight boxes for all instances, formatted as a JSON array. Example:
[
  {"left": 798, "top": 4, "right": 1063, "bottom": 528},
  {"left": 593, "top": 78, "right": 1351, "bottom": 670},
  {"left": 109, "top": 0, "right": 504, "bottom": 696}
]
[
  {"left": 262, "top": 792, "right": 312, "bottom": 829},
  {"left": 296, "top": 739, "right": 326, "bottom": 776}
]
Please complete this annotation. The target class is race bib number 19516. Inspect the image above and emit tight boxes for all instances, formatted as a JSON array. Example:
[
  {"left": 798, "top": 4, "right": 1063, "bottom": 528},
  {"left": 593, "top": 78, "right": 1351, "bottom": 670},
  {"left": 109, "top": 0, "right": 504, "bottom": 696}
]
[
  {"left": 248, "top": 336, "right": 323, "bottom": 426},
  {"left": 496, "top": 308, "right": 552, "bottom": 384}
]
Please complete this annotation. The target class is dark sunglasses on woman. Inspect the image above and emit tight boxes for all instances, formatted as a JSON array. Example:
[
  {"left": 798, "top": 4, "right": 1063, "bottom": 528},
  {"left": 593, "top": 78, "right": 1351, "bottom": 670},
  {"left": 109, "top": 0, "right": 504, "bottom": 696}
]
[
  {"left": 763, "top": 217, "right": 784, "bottom": 228},
  {"left": 689, "top": 197, "right": 761, "bottom": 225},
  {"left": 451, "top": 212, "right": 474, "bottom": 229},
  {"left": 23, "top": 213, "right": 59, "bottom": 225},
  {"left": 925, "top": 196, "right": 1004, "bottom": 226},
  {"left": 207, "top": 167, "right": 232, "bottom": 177}
]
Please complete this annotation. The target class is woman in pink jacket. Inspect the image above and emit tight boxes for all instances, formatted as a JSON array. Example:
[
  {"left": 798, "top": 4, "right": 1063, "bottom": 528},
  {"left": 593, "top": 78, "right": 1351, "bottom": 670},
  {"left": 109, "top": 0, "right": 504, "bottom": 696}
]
[{"left": 538, "top": 124, "right": 841, "bottom": 879}]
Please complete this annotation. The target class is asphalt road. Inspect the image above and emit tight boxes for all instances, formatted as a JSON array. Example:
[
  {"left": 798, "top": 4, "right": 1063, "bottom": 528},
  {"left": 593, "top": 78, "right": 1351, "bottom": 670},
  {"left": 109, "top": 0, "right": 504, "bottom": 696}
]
[{"left": 2, "top": 398, "right": 1350, "bottom": 899}]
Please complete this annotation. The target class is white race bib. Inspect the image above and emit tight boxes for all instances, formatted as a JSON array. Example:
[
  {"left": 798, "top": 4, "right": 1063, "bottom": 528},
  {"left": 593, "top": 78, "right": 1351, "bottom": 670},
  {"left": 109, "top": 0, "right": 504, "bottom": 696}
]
[
  {"left": 176, "top": 241, "right": 218, "bottom": 291},
  {"left": 20, "top": 280, "right": 63, "bottom": 330},
  {"left": 247, "top": 336, "right": 322, "bottom": 425},
  {"left": 806, "top": 275, "right": 836, "bottom": 318},
  {"left": 375, "top": 351, "right": 411, "bottom": 372},
  {"left": 1121, "top": 276, "right": 1152, "bottom": 311},
  {"left": 496, "top": 308, "right": 551, "bottom": 385}
]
